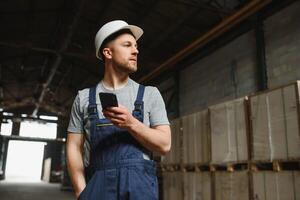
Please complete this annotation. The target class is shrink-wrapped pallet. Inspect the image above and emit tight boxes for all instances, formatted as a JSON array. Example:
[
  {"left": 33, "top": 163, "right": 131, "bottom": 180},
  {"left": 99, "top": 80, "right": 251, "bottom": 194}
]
[
  {"left": 252, "top": 171, "right": 300, "bottom": 200},
  {"left": 250, "top": 81, "right": 300, "bottom": 161},
  {"left": 209, "top": 97, "right": 249, "bottom": 164},
  {"left": 163, "top": 172, "right": 183, "bottom": 200},
  {"left": 182, "top": 110, "right": 210, "bottom": 164},
  {"left": 162, "top": 118, "right": 182, "bottom": 164},
  {"left": 183, "top": 172, "right": 211, "bottom": 200},
  {"left": 215, "top": 171, "right": 249, "bottom": 200}
]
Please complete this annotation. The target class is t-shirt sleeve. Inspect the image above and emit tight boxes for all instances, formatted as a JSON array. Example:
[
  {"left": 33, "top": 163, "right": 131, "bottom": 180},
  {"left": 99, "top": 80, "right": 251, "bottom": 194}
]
[
  {"left": 67, "top": 93, "right": 84, "bottom": 134},
  {"left": 149, "top": 87, "right": 170, "bottom": 127}
]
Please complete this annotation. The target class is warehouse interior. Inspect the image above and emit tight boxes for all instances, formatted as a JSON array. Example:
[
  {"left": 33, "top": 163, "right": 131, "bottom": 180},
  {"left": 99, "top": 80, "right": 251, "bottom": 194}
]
[{"left": 0, "top": 0, "right": 300, "bottom": 199}]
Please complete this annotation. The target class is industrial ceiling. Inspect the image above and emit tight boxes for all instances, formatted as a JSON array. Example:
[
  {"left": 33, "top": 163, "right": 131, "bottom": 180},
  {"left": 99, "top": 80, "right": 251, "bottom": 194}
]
[{"left": 0, "top": 0, "right": 290, "bottom": 117}]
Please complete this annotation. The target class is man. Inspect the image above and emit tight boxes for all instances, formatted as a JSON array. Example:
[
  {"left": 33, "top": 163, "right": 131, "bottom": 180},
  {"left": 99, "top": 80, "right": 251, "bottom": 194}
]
[{"left": 67, "top": 20, "right": 171, "bottom": 200}]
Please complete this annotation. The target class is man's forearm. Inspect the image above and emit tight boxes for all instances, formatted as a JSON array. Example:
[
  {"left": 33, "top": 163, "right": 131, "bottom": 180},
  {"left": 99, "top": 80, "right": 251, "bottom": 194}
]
[
  {"left": 127, "top": 118, "right": 171, "bottom": 155},
  {"left": 66, "top": 142, "right": 86, "bottom": 198}
]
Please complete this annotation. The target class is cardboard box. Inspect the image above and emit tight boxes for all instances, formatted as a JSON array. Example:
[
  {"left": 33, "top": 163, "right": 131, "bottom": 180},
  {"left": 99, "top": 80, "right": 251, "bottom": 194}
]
[
  {"left": 252, "top": 171, "right": 300, "bottom": 200},
  {"left": 250, "top": 81, "right": 300, "bottom": 161},
  {"left": 182, "top": 110, "right": 210, "bottom": 164},
  {"left": 162, "top": 118, "right": 182, "bottom": 164},
  {"left": 183, "top": 172, "right": 211, "bottom": 200},
  {"left": 215, "top": 171, "right": 249, "bottom": 200},
  {"left": 209, "top": 97, "right": 249, "bottom": 164},
  {"left": 163, "top": 172, "right": 183, "bottom": 200}
]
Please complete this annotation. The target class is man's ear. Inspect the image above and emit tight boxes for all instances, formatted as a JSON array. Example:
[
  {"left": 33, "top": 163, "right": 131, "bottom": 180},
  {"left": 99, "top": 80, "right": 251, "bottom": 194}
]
[{"left": 102, "top": 48, "right": 112, "bottom": 60}]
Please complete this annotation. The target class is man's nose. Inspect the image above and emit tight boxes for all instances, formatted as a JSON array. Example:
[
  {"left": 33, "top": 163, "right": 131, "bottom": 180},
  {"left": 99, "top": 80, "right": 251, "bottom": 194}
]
[{"left": 132, "top": 46, "right": 139, "bottom": 54}]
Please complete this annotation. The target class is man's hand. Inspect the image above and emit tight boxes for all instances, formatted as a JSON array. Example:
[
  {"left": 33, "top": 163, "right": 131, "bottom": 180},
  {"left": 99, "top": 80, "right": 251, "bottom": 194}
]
[
  {"left": 103, "top": 105, "right": 139, "bottom": 129},
  {"left": 102, "top": 105, "right": 171, "bottom": 155}
]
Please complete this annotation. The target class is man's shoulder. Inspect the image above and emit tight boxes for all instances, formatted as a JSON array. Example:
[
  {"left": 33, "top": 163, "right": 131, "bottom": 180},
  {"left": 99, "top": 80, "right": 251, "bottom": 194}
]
[
  {"left": 144, "top": 85, "right": 157, "bottom": 94},
  {"left": 78, "top": 87, "right": 90, "bottom": 97},
  {"left": 144, "top": 86, "right": 162, "bottom": 101},
  {"left": 76, "top": 87, "right": 92, "bottom": 104},
  {"left": 129, "top": 78, "right": 157, "bottom": 92}
]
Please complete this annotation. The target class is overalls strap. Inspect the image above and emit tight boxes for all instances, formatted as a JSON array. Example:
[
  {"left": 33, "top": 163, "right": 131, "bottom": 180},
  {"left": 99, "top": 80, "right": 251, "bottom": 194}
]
[
  {"left": 133, "top": 85, "right": 145, "bottom": 122},
  {"left": 88, "top": 86, "right": 98, "bottom": 119}
]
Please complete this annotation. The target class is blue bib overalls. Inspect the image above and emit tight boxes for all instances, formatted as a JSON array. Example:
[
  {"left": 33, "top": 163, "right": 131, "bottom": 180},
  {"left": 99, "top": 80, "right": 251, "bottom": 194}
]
[{"left": 78, "top": 85, "right": 158, "bottom": 200}]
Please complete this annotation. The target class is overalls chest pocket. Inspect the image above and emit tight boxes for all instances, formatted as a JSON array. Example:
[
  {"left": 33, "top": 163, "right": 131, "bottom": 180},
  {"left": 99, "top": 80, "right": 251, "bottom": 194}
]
[{"left": 93, "top": 118, "right": 127, "bottom": 149}]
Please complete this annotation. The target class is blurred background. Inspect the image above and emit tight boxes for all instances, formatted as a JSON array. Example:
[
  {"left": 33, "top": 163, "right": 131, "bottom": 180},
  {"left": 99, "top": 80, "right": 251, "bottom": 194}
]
[{"left": 0, "top": 0, "right": 300, "bottom": 199}]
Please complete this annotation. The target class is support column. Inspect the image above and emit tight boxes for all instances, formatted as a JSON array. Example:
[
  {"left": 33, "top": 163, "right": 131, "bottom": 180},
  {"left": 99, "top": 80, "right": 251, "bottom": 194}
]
[
  {"left": 0, "top": 137, "right": 8, "bottom": 180},
  {"left": 255, "top": 14, "right": 268, "bottom": 91},
  {"left": 11, "top": 116, "right": 21, "bottom": 136},
  {"left": 174, "top": 71, "right": 180, "bottom": 118}
]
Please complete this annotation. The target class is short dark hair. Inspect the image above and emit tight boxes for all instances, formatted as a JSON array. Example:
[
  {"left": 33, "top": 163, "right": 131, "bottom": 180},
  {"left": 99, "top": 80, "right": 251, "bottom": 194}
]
[{"left": 99, "top": 29, "right": 135, "bottom": 60}]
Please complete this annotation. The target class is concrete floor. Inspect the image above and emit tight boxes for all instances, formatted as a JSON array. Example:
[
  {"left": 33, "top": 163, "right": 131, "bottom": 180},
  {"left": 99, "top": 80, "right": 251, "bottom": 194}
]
[{"left": 0, "top": 180, "right": 76, "bottom": 200}]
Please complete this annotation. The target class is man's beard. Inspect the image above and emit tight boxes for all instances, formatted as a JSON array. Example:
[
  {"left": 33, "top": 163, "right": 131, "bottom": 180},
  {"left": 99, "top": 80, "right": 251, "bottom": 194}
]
[{"left": 113, "top": 60, "right": 137, "bottom": 74}]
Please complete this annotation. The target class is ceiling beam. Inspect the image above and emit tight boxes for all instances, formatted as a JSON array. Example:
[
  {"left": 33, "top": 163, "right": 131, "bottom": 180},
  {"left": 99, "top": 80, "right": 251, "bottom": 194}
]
[
  {"left": 1, "top": 135, "right": 65, "bottom": 143},
  {"left": 0, "top": 41, "right": 97, "bottom": 63},
  {"left": 32, "top": 0, "right": 86, "bottom": 117},
  {"left": 2, "top": 115, "right": 58, "bottom": 124},
  {"left": 138, "top": 0, "right": 272, "bottom": 83},
  {"left": 3, "top": 97, "right": 34, "bottom": 110},
  {"left": 3, "top": 97, "right": 66, "bottom": 116}
]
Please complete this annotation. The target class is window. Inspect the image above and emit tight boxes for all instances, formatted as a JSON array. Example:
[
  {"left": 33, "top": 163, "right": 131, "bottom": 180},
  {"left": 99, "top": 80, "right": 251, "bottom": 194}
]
[
  {"left": 20, "top": 120, "right": 57, "bottom": 139},
  {"left": 0, "top": 119, "right": 13, "bottom": 136}
]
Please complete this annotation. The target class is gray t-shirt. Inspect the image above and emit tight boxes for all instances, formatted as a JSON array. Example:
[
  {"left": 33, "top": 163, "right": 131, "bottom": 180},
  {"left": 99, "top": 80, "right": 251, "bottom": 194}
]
[{"left": 68, "top": 78, "right": 169, "bottom": 166}]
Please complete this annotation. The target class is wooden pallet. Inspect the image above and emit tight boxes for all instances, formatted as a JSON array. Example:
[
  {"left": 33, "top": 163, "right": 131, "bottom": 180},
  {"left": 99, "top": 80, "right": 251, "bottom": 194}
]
[
  {"left": 209, "top": 162, "right": 249, "bottom": 172},
  {"left": 160, "top": 162, "right": 250, "bottom": 172},
  {"left": 250, "top": 160, "right": 300, "bottom": 171}
]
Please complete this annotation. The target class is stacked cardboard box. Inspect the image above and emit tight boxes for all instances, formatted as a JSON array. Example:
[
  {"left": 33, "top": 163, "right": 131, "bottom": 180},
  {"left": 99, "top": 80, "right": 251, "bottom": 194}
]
[
  {"left": 215, "top": 171, "right": 249, "bottom": 200},
  {"left": 163, "top": 172, "right": 183, "bottom": 200},
  {"left": 161, "top": 118, "right": 182, "bottom": 164},
  {"left": 252, "top": 171, "right": 300, "bottom": 199},
  {"left": 183, "top": 172, "right": 211, "bottom": 200},
  {"left": 250, "top": 81, "right": 300, "bottom": 161},
  {"left": 162, "top": 81, "right": 300, "bottom": 200},
  {"left": 182, "top": 110, "right": 210, "bottom": 164},
  {"left": 209, "top": 97, "right": 249, "bottom": 164}
]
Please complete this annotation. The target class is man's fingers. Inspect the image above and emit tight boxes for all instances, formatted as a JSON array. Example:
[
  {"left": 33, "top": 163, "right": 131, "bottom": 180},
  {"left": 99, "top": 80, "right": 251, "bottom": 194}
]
[
  {"left": 110, "top": 118, "right": 124, "bottom": 126},
  {"left": 103, "top": 111, "right": 125, "bottom": 121},
  {"left": 103, "top": 110, "right": 116, "bottom": 118},
  {"left": 105, "top": 106, "right": 126, "bottom": 114}
]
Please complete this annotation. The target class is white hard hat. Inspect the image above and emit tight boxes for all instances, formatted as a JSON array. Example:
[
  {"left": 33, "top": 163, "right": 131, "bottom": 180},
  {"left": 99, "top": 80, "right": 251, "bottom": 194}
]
[{"left": 95, "top": 20, "right": 143, "bottom": 60}]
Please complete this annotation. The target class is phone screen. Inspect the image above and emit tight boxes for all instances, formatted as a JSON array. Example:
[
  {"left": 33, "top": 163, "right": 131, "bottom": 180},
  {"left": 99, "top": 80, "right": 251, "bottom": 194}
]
[{"left": 99, "top": 92, "right": 118, "bottom": 109}]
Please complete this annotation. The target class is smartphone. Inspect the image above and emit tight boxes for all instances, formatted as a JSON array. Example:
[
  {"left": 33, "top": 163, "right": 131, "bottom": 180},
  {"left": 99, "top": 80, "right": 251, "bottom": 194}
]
[{"left": 99, "top": 92, "right": 118, "bottom": 109}]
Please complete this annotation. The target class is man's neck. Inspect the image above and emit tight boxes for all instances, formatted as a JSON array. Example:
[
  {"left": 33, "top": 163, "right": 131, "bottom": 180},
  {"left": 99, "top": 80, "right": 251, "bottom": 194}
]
[{"left": 102, "top": 71, "right": 129, "bottom": 90}]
